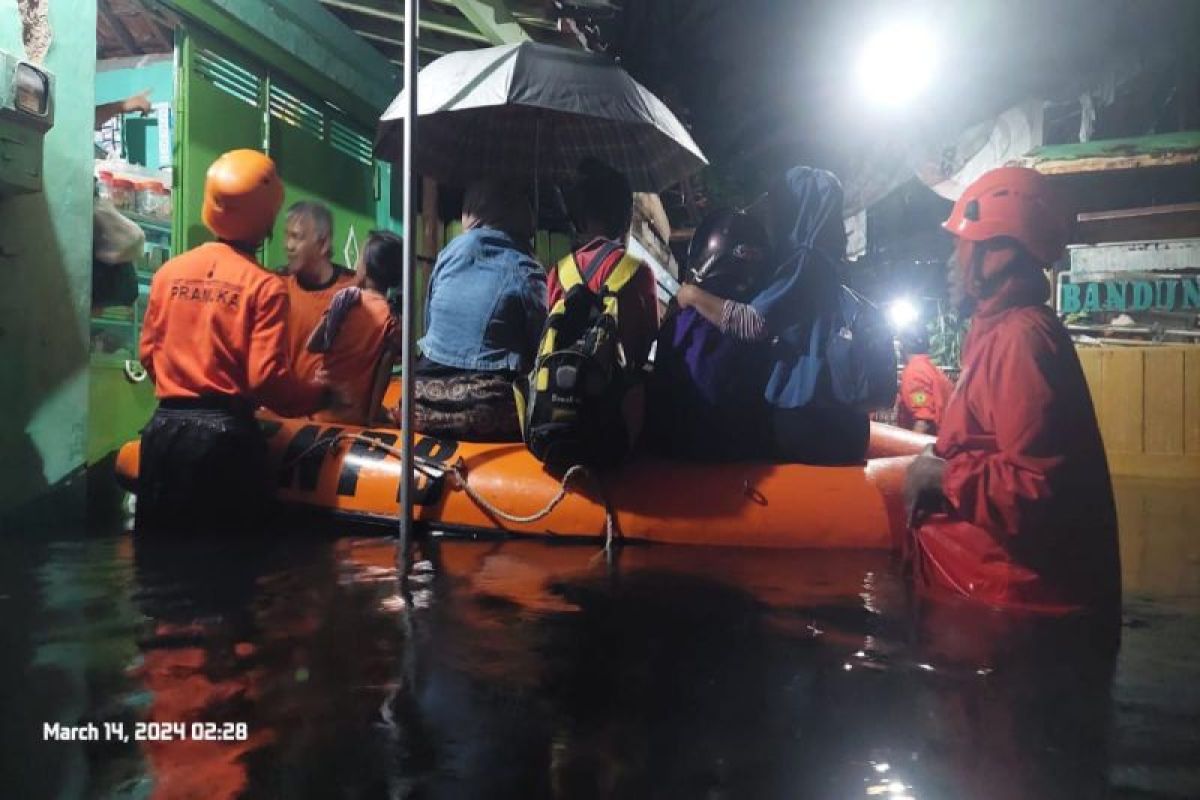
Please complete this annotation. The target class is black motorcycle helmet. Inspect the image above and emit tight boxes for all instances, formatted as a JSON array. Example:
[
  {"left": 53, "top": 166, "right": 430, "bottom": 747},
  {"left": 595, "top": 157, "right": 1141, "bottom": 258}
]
[{"left": 685, "top": 208, "right": 769, "bottom": 302}]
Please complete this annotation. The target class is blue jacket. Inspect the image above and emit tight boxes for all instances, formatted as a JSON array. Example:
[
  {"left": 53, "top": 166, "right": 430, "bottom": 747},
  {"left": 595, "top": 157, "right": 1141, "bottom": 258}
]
[
  {"left": 418, "top": 227, "right": 547, "bottom": 373},
  {"left": 750, "top": 166, "right": 847, "bottom": 409}
]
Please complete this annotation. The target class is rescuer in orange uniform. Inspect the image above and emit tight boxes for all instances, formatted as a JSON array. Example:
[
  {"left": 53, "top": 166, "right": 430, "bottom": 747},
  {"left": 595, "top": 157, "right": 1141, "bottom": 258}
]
[
  {"left": 280, "top": 201, "right": 356, "bottom": 384},
  {"left": 137, "top": 150, "right": 333, "bottom": 532},
  {"left": 903, "top": 167, "right": 1120, "bottom": 616},
  {"left": 895, "top": 330, "right": 954, "bottom": 435}
]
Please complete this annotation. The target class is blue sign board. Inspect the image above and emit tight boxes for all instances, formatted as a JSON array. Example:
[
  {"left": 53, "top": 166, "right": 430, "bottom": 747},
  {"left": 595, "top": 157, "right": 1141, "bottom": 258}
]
[{"left": 1059, "top": 276, "right": 1200, "bottom": 314}]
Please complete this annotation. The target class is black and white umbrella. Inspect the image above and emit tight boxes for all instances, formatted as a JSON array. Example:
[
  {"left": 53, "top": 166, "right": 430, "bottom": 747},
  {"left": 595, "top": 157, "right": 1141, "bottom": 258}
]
[{"left": 375, "top": 41, "right": 707, "bottom": 191}]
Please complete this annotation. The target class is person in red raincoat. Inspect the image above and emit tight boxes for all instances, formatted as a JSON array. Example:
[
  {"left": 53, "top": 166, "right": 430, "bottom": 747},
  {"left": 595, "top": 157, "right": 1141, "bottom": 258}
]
[
  {"left": 895, "top": 330, "right": 954, "bottom": 435},
  {"left": 903, "top": 167, "right": 1120, "bottom": 616}
]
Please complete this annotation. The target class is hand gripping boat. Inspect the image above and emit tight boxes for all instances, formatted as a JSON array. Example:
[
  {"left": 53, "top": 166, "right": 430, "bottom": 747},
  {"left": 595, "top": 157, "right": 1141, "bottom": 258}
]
[{"left": 115, "top": 414, "right": 929, "bottom": 549}]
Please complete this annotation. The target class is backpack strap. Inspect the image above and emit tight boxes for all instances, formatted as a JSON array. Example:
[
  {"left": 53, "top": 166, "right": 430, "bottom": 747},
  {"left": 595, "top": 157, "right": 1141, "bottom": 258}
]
[
  {"left": 556, "top": 253, "right": 586, "bottom": 293},
  {"left": 556, "top": 241, "right": 629, "bottom": 295},
  {"left": 600, "top": 253, "right": 643, "bottom": 295},
  {"left": 582, "top": 241, "right": 623, "bottom": 284}
]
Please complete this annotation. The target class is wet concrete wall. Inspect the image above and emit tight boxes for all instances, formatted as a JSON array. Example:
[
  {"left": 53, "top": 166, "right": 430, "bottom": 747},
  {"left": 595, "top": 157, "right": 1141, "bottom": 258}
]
[{"left": 0, "top": 0, "right": 97, "bottom": 527}]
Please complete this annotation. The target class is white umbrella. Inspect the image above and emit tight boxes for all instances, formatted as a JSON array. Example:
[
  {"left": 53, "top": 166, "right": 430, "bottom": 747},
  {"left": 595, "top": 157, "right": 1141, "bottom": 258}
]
[{"left": 376, "top": 41, "right": 707, "bottom": 191}]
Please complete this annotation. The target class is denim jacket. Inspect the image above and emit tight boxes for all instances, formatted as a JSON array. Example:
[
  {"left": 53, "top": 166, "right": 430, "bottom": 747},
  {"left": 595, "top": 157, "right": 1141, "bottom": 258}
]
[{"left": 418, "top": 227, "right": 547, "bottom": 373}]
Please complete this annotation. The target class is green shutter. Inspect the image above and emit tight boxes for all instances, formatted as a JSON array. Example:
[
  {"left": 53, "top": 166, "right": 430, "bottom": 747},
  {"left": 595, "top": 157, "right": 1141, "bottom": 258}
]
[
  {"left": 174, "top": 27, "right": 267, "bottom": 251},
  {"left": 175, "top": 25, "right": 379, "bottom": 270},
  {"left": 264, "top": 77, "right": 376, "bottom": 271}
]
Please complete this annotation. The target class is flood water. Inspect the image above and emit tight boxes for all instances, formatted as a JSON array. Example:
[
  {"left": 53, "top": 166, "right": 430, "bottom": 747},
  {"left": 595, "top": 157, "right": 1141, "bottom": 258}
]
[{"left": 2, "top": 478, "right": 1198, "bottom": 799}]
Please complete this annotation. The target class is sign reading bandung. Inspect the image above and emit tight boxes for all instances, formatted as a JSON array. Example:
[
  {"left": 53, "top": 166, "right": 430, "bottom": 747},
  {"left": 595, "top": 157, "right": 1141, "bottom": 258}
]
[{"left": 1059, "top": 275, "right": 1200, "bottom": 314}]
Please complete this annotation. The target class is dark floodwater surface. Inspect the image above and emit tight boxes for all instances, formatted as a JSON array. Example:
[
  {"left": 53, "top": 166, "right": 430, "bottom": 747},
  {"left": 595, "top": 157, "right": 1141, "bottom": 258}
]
[{"left": 2, "top": 478, "right": 1198, "bottom": 799}]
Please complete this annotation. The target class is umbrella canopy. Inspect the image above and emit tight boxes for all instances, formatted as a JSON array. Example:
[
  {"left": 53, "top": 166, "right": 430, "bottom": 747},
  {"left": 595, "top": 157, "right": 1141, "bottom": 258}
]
[{"left": 376, "top": 41, "right": 707, "bottom": 192}]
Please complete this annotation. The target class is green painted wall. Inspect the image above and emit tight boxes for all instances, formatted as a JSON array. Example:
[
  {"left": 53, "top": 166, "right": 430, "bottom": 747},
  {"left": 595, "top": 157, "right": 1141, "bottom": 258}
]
[
  {"left": 0, "top": 0, "right": 97, "bottom": 527},
  {"left": 95, "top": 55, "right": 173, "bottom": 107},
  {"left": 96, "top": 57, "right": 174, "bottom": 169}
]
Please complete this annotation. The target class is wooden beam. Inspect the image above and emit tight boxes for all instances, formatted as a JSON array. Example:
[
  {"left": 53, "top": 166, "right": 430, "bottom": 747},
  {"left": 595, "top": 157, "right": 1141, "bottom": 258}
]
[
  {"left": 1076, "top": 202, "right": 1200, "bottom": 222},
  {"left": 327, "top": 8, "right": 481, "bottom": 55},
  {"left": 421, "top": 177, "right": 440, "bottom": 266},
  {"left": 120, "top": 0, "right": 172, "bottom": 51},
  {"left": 446, "top": 0, "right": 529, "bottom": 44},
  {"left": 510, "top": 12, "right": 557, "bottom": 32},
  {"left": 100, "top": 4, "right": 141, "bottom": 56},
  {"left": 319, "top": 0, "right": 493, "bottom": 44},
  {"left": 357, "top": 28, "right": 458, "bottom": 57},
  {"left": 1074, "top": 202, "right": 1200, "bottom": 244}
]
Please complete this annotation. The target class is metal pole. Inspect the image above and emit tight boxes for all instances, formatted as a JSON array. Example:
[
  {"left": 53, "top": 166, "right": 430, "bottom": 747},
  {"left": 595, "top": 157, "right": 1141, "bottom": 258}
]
[{"left": 398, "top": 0, "right": 419, "bottom": 577}]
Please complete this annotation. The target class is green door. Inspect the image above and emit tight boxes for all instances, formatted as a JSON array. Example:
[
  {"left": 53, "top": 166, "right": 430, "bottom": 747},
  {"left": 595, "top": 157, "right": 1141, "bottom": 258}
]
[
  {"left": 174, "top": 27, "right": 267, "bottom": 251},
  {"left": 175, "top": 27, "right": 379, "bottom": 270},
  {"left": 264, "top": 80, "right": 378, "bottom": 272}
]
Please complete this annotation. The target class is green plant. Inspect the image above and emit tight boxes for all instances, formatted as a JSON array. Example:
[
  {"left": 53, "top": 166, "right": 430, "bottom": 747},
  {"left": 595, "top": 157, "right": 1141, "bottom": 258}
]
[{"left": 929, "top": 308, "right": 967, "bottom": 370}]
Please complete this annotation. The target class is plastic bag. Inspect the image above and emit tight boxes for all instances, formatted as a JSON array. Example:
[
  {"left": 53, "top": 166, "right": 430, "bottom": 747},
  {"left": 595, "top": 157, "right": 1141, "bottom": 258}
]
[{"left": 93, "top": 197, "right": 145, "bottom": 265}]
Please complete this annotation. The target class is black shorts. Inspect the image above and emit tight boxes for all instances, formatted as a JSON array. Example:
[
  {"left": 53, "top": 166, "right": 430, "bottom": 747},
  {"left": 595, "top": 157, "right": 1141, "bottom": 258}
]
[{"left": 134, "top": 399, "right": 269, "bottom": 534}]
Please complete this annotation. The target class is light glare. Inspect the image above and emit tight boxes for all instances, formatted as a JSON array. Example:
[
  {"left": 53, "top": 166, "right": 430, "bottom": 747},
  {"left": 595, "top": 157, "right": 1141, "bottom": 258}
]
[
  {"left": 887, "top": 297, "right": 920, "bottom": 330},
  {"left": 857, "top": 24, "right": 937, "bottom": 107}
]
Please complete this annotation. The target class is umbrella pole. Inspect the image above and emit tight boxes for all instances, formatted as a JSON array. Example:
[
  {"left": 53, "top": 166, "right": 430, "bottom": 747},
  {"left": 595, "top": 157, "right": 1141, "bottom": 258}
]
[
  {"left": 533, "top": 112, "right": 541, "bottom": 238},
  {"left": 398, "top": 0, "right": 419, "bottom": 584}
]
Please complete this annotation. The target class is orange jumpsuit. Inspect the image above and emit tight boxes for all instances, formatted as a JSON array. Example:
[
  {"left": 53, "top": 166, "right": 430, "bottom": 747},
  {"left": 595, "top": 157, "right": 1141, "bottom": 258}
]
[
  {"left": 281, "top": 268, "right": 356, "bottom": 383},
  {"left": 139, "top": 242, "right": 324, "bottom": 415}
]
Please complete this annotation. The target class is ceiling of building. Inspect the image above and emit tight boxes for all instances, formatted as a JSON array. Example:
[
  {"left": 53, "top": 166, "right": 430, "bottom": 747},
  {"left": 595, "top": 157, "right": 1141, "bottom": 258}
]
[
  {"left": 96, "top": 0, "right": 616, "bottom": 63},
  {"left": 316, "top": 0, "right": 600, "bottom": 65},
  {"left": 97, "top": 0, "right": 178, "bottom": 58}
]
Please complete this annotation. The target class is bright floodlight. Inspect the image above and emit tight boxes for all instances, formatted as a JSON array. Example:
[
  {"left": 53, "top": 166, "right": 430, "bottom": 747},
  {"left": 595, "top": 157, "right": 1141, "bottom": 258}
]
[
  {"left": 857, "top": 23, "right": 937, "bottom": 107},
  {"left": 887, "top": 296, "right": 920, "bottom": 330}
]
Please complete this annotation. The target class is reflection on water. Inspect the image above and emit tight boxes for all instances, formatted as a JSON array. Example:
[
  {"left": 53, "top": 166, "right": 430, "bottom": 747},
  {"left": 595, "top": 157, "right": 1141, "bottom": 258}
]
[{"left": 1, "top": 477, "right": 1198, "bottom": 799}]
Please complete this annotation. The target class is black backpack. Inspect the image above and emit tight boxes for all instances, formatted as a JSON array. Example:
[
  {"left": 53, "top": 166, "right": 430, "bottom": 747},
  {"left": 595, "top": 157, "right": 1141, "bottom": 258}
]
[
  {"left": 825, "top": 285, "right": 897, "bottom": 412},
  {"left": 515, "top": 243, "right": 642, "bottom": 470}
]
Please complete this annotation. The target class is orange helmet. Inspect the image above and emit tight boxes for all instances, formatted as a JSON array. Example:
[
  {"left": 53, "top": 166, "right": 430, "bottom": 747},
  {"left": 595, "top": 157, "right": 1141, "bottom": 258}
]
[
  {"left": 202, "top": 149, "right": 284, "bottom": 243},
  {"left": 942, "top": 166, "right": 1068, "bottom": 265}
]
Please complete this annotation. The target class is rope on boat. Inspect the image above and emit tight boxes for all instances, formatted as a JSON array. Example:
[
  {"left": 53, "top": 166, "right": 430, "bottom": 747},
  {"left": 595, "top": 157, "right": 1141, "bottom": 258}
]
[
  {"left": 279, "top": 433, "right": 621, "bottom": 552},
  {"left": 445, "top": 463, "right": 620, "bottom": 554}
]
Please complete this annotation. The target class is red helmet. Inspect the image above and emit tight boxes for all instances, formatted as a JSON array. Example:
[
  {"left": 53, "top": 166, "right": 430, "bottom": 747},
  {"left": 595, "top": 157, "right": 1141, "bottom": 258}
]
[{"left": 942, "top": 167, "right": 1068, "bottom": 265}]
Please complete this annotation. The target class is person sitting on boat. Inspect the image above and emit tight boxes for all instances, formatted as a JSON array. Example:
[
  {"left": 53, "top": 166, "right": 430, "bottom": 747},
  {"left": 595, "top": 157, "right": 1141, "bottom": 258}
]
[
  {"left": 648, "top": 208, "right": 772, "bottom": 461},
  {"left": 551, "top": 158, "right": 660, "bottom": 370},
  {"left": 136, "top": 150, "right": 337, "bottom": 533},
  {"left": 406, "top": 179, "right": 547, "bottom": 442},
  {"left": 306, "top": 230, "right": 405, "bottom": 425},
  {"left": 280, "top": 200, "right": 356, "bottom": 386},
  {"left": 903, "top": 166, "right": 1120, "bottom": 615},
  {"left": 895, "top": 329, "right": 954, "bottom": 435},
  {"left": 673, "top": 166, "right": 869, "bottom": 465}
]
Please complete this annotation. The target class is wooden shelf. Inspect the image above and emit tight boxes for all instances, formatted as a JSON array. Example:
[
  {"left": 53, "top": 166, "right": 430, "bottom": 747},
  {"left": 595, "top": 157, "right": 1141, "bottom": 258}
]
[
  {"left": 1019, "top": 132, "right": 1200, "bottom": 176},
  {"left": 1075, "top": 203, "right": 1200, "bottom": 244}
]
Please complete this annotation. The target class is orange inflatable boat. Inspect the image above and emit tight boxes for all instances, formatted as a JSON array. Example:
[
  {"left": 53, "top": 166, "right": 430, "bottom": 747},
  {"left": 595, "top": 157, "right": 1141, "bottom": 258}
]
[{"left": 115, "top": 414, "right": 929, "bottom": 549}]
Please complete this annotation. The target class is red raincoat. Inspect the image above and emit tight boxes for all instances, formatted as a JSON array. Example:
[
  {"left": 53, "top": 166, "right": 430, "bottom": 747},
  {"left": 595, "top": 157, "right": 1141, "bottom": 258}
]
[
  {"left": 896, "top": 354, "right": 954, "bottom": 433},
  {"left": 912, "top": 267, "right": 1120, "bottom": 614}
]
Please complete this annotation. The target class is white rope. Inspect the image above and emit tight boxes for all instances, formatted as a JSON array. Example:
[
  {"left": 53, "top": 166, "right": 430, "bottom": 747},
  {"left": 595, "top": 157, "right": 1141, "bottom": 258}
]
[
  {"left": 447, "top": 463, "right": 586, "bottom": 523},
  {"left": 281, "top": 433, "right": 620, "bottom": 551}
]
